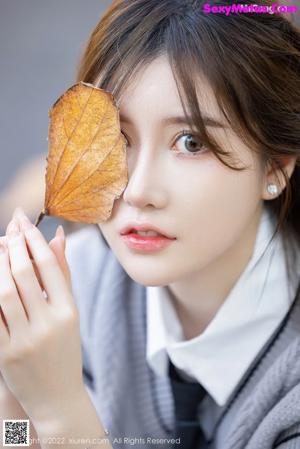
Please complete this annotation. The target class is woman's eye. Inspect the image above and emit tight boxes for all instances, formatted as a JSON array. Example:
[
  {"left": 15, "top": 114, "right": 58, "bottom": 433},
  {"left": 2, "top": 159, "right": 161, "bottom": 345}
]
[{"left": 173, "top": 131, "right": 207, "bottom": 156}]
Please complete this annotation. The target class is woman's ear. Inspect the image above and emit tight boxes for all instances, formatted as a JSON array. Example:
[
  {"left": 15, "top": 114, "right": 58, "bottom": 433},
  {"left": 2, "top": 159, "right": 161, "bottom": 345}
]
[{"left": 262, "top": 156, "right": 298, "bottom": 201}]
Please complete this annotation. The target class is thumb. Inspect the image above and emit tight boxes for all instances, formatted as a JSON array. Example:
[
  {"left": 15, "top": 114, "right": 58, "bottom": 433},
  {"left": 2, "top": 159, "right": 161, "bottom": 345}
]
[{"left": 49, "top": 225, "right": 72, "bottom": 289}]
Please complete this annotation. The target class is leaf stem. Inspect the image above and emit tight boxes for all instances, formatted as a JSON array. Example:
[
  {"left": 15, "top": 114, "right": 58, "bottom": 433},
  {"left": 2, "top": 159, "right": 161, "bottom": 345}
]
[{"left": 35, "top": 210, "right": 46, "bottom": 227}]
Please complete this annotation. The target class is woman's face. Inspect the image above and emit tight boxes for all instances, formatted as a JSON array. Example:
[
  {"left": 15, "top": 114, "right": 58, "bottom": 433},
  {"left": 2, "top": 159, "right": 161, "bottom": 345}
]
[{"left": 98, "top": 54, "right": 266, "bottom": 286}]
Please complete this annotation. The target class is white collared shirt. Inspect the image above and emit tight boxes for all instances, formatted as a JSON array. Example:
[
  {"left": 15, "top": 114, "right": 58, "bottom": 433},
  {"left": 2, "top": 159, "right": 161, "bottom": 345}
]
[{"left": 146, "top": 206, "right": 299, "bottom": 406}]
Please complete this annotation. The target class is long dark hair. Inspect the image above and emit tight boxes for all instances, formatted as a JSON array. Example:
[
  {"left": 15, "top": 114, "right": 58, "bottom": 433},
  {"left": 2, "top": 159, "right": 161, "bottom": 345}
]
[{"left": 76, "top": 0, "right": 300, "bottom": 287}]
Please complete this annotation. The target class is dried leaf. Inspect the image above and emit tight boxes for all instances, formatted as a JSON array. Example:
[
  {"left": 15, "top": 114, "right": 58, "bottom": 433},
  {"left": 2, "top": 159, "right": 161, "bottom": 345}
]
[{"left": 42, "top": 81, "right": 128, "bottom": 224}]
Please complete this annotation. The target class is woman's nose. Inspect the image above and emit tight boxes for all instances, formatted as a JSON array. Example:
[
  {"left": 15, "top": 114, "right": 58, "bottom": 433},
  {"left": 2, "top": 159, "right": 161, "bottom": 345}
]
[{"left": 122, "top": 150, "right": 166, "bottom": 210}]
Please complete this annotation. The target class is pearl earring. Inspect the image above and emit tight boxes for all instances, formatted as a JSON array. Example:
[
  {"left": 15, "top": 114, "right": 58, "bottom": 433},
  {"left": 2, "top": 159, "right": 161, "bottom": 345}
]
[{"left": 267, "top": 184, "right": 279, "bottom": 195}]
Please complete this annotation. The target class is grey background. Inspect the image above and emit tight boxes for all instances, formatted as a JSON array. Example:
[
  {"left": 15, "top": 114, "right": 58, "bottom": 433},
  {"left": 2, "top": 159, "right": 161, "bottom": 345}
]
[
  {"left": 0, "top": 0, "right": 111, "bottom": 190},
  {"left": 0, "top": 0, "right": 111, "bottom": 236}
]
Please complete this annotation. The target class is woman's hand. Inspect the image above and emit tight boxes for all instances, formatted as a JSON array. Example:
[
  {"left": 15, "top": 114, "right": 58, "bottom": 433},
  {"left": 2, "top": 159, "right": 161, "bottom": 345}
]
[{"left": 0, "top": 208, "right": 86, "bottom": 430}]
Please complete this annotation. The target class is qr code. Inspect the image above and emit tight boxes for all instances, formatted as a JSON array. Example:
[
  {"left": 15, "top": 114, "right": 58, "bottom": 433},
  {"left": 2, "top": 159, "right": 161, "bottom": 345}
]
[{"left": 3, "top": 420, "right": 30, "bottom": 446}]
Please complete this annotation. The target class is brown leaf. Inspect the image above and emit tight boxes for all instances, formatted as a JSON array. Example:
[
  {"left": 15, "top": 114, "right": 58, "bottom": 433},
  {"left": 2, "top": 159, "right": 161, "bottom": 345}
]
[{"left": 43, "top": 81, "right": 128, "bottom": 224}]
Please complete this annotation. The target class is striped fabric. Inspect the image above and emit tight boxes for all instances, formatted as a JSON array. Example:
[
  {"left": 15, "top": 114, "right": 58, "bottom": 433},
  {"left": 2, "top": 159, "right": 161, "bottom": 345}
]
[{"left": 65, "top": 224, "right": 300, "bottom": 449}]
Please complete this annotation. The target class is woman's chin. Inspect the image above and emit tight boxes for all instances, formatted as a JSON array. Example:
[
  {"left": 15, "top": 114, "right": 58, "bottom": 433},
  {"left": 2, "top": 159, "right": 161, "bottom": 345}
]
[{"left": 123, "top": 267, "right": 174, "bottom": 287}]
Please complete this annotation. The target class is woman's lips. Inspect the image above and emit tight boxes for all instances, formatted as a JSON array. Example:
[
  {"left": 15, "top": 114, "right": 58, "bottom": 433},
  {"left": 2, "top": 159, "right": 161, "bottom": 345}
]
[
  {"left": 121, "top": 233, "right": 176, "bottom": 252},
  {"left": 120, "top": 223, "right": 176, "bottom": 239}
]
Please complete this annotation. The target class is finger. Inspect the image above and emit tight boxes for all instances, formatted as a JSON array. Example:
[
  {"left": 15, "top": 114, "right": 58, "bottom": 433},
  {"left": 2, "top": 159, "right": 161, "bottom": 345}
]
[
  {"left": 31, "top": 259, "right": 44, "bottom": 292},
  {"left": 0, "top": 307, "right": 10, "bottom": 346},
  {"left": 0, "top": 238, "right": 10, "bottom": 345},
  {"left": 17, "top": 215, "right": 73, "bottom": 308},
  {"left": 0, "top": 304, "right": 10, "bottom": 346},
  {"left": 6, "top": 220, "right": 47, "bottom": 322},
  {"left": 0, "top": 228, "right": 29, "bottom": 338},
  {"left": 10, "top": 215, "right": 44, "bottom": 291},
  {"left": 0, "top": 305, "right": 8, "bottom": 332},
  {"left": 56, "top": 225, "right": 66, "bottom": 251},
  {"left": 49, "top": 227, "right": 72, "bottom": 288},
  {"left": 13, "top": 210, "right": 69, "bottom": 292},
  {"left": 11, "top": 219, "right": 44, "bottom": 292}
]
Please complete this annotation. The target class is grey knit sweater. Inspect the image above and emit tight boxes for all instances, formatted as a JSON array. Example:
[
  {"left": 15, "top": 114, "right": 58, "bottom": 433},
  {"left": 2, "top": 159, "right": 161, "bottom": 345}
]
[{"left": 65, "top": 225, "right": 300, "bottom": 449}]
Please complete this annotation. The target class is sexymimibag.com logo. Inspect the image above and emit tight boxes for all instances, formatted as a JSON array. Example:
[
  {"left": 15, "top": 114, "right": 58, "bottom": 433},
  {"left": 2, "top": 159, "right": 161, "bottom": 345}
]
[{"left": 202, "top": 3, "right": 298, "bottom": 14}]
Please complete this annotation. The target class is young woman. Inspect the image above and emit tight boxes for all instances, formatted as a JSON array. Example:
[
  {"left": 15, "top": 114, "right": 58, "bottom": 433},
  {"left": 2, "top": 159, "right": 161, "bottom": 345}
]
[{"left": 1, "top": 1, "right": 300, "bottom": 449}]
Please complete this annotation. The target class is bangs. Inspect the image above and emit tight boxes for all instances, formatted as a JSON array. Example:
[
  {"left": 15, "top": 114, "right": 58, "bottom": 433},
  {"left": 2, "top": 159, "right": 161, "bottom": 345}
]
[{"left": 88, "top": 1, "right": 300, "bottom": 175}]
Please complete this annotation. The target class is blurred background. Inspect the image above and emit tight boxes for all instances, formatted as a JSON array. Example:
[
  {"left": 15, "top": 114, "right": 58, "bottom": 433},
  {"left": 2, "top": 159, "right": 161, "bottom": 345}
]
[
  {"left": 0, "top": 0, "right": 111, "bottom": 239},
  {"left": 0, "top": 0, "right": 299, "bottom": 240}
]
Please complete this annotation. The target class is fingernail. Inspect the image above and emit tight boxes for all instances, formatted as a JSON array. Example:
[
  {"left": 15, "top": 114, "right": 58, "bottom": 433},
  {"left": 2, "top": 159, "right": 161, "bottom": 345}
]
[
  {"left": 6, "top": 220, "right": 20, "bottom": 238},
  {"left": 19, "top": 215, "right": 34, "bottom": 231},
  {"left": 13, "top": 207, "right": 25, "bottom": 219},
  {"left": 56, "top": 225, "right": 65, "bottom": 240}
]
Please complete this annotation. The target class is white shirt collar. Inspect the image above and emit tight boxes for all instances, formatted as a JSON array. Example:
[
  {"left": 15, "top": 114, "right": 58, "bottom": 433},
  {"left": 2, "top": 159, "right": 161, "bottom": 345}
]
[{"left": 146, "top": 206, "right": 297, "bottom": 406}]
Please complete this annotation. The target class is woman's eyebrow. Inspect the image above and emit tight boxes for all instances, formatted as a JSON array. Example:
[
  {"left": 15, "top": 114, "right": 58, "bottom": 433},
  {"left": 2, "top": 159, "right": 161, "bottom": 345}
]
[{"left": 120, "top": 113, "right": 226, "bottom": 128}]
